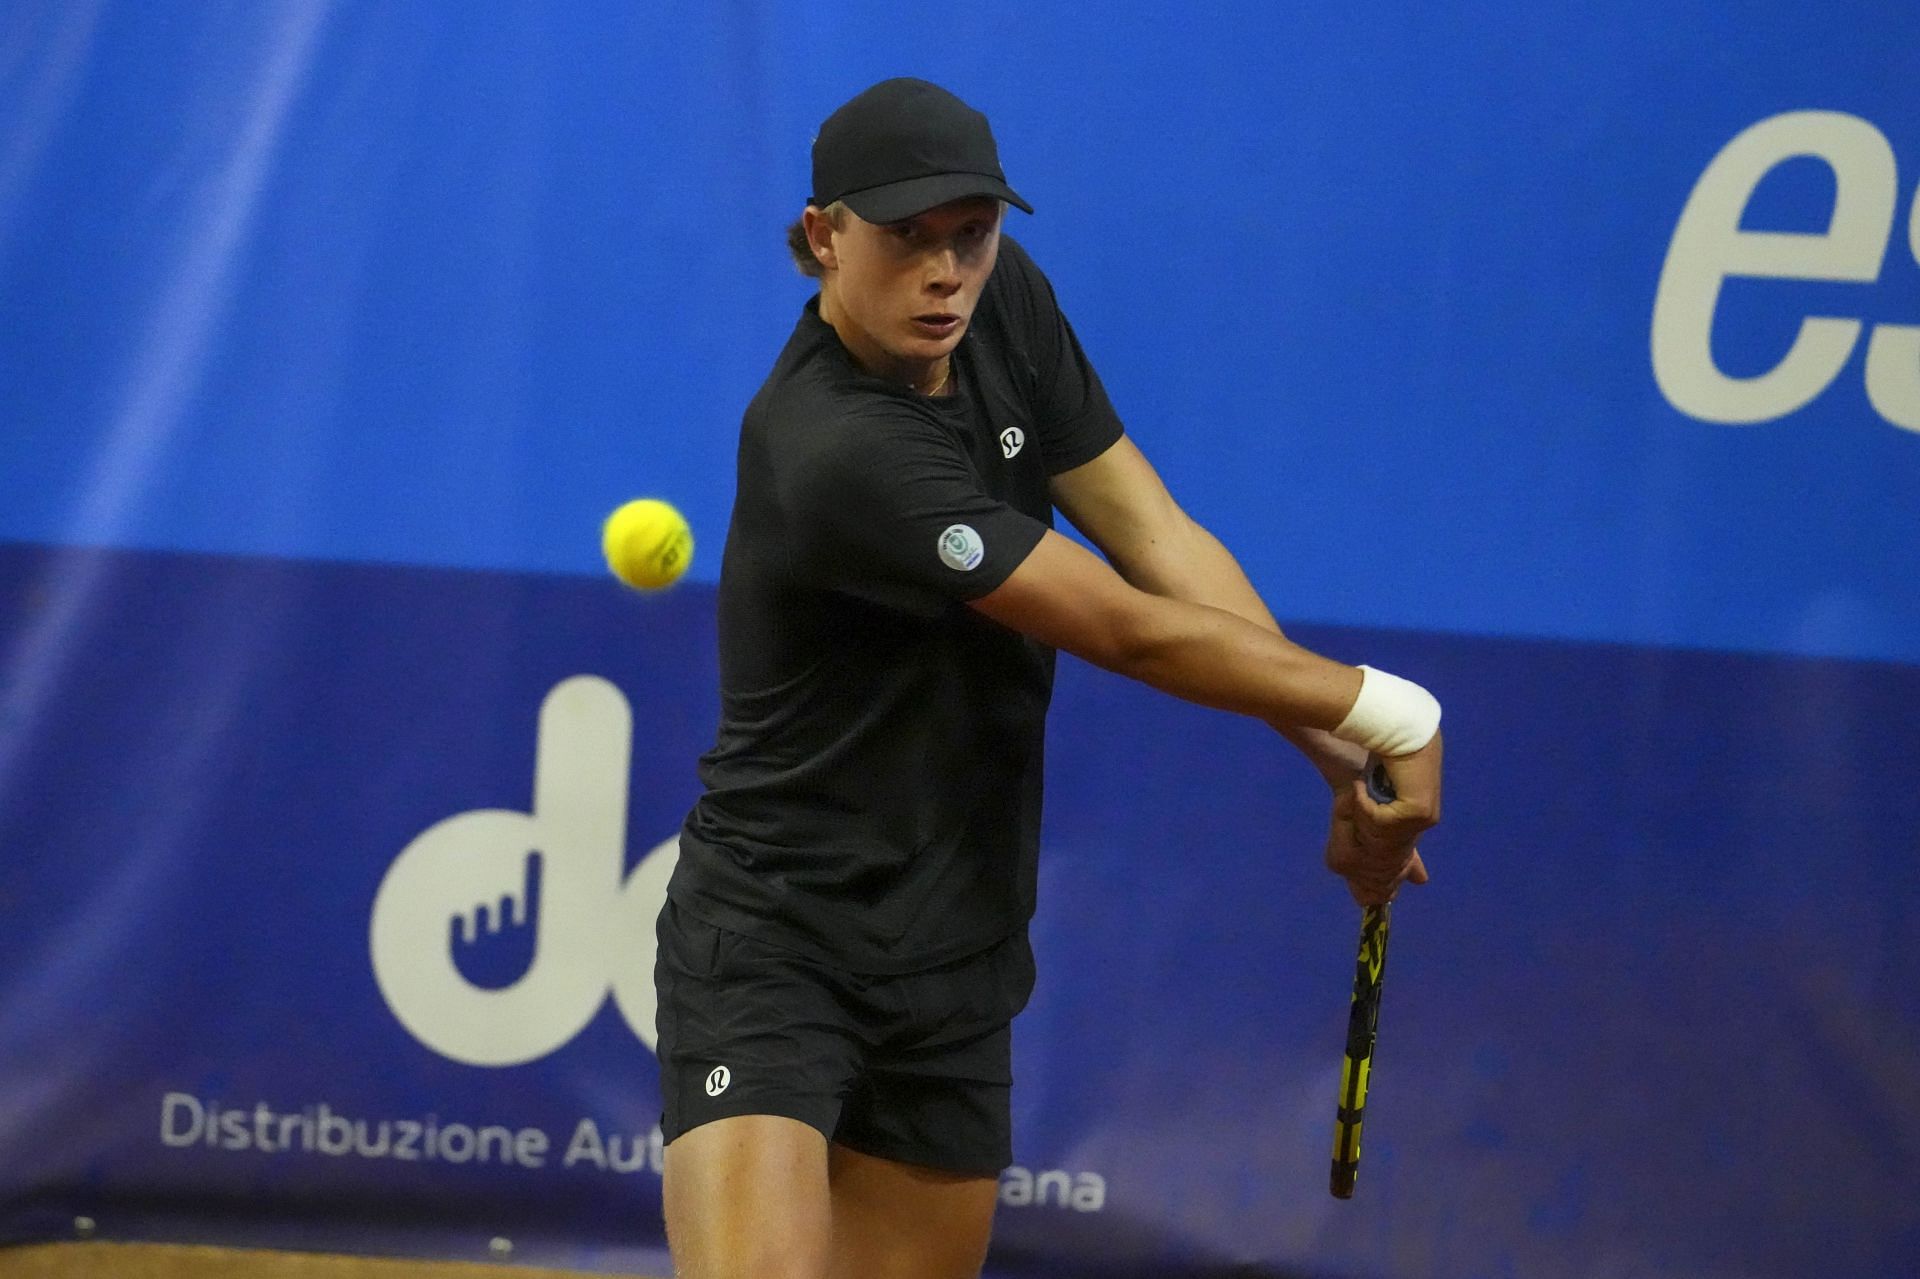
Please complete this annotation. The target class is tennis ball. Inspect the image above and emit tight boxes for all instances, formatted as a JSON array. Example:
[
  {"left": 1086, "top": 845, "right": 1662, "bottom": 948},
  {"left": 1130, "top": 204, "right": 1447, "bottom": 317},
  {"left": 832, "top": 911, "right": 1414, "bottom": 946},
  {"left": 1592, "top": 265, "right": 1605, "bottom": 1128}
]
[{"left": 602, "top": 498, "right": 693, "bottom": 592}]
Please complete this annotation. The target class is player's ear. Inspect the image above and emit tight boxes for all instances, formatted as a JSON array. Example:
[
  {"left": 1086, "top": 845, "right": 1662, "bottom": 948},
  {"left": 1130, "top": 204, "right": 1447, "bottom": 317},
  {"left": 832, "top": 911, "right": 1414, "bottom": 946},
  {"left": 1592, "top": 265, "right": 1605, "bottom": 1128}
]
[{"left": 803, "top": 205, "right": 839, "bottom": 273}]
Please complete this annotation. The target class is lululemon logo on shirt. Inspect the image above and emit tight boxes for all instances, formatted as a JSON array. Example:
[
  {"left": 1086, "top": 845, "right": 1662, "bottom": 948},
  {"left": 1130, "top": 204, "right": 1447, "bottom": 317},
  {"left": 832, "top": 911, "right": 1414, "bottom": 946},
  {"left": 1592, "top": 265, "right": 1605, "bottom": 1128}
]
[
  {"left": 999, "top": 426, "right": 1025, "bottom": 459},
  {"left": 939, "top": 524, "right": 985, "bottom": 571},
  {"left": 705, "top": 1066, "right": 731, "bottom": 1097}
]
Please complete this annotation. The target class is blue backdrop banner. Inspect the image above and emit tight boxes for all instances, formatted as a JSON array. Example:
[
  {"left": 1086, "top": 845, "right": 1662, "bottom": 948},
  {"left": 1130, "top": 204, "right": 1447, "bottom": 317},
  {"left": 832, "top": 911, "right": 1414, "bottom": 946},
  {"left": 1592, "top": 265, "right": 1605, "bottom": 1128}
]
[{"left": 2, "top": 1, "right": 1917, "bottom": 1276}]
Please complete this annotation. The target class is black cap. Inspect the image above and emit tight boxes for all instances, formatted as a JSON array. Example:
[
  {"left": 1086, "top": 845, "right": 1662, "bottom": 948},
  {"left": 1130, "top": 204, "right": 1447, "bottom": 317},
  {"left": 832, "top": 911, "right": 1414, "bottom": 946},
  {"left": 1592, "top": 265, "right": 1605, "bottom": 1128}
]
[{"left": 810, "top": 78, "right": 1032, "bottom": 223}]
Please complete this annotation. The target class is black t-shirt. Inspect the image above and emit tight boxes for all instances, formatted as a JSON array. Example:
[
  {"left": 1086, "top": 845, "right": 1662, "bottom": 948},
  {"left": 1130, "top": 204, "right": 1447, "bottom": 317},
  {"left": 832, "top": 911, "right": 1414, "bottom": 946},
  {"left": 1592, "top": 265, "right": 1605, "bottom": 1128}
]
[{"left": 671, "top": 236, "right": 1125, "bottom": 973}]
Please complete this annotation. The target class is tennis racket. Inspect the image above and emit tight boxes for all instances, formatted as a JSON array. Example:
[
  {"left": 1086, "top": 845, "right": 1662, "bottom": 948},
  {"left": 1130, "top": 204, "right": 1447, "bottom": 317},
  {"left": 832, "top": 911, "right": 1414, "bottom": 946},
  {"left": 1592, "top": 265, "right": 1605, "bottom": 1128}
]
[{"left": 1330, "top": 757, "right": 1397, "bottom": 1200}]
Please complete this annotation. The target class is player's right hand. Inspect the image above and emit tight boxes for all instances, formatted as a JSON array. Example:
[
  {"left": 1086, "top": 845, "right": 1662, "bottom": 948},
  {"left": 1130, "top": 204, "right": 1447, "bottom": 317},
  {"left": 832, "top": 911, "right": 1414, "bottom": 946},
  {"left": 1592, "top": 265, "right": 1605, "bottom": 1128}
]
[
  {"left": 1360, "top": 731, "right": 1442, "bottom": 840},
  {"left": 1326, "top": 730, "right": 1441, "bottom": 905}
]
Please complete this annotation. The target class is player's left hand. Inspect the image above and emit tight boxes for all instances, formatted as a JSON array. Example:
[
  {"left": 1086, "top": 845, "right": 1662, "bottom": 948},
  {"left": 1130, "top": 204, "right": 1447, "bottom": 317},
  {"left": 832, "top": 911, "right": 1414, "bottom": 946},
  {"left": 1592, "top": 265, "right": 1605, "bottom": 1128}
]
[{"left": 1324, "top": 783, "right": 1428, "bottom": 906}]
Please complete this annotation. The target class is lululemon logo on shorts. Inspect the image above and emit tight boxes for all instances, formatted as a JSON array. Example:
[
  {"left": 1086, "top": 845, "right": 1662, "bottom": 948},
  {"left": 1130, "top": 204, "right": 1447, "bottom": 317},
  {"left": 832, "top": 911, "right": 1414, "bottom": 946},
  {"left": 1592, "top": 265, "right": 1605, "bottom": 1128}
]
[
  {"left": 999, "top": 426, "right": 1025, "bottom": 459},
  {"left": 938, "top": 523, "right": 984, "bottom": 571},
  {"left": 705, "top": 1066, "right": 731, "bottom": 1097}
]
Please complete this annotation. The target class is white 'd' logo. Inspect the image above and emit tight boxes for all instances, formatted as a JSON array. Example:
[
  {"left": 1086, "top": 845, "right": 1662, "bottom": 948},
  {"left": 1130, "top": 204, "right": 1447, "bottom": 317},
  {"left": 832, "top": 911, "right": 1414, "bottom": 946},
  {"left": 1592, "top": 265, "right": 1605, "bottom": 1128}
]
[
  {"left": 369, "top": 676, "right": 679, "bottom": 1067},
  {"left": 999, "top": 427, "right": 1025, "bottom": 459}
]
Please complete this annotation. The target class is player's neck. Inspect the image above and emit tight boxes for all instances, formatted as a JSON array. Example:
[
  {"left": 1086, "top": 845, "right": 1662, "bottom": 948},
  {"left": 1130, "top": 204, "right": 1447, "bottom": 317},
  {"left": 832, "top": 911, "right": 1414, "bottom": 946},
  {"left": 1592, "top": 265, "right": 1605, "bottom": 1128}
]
[{"left": 819, "top": 289, "right": 948, "bottom": 396}]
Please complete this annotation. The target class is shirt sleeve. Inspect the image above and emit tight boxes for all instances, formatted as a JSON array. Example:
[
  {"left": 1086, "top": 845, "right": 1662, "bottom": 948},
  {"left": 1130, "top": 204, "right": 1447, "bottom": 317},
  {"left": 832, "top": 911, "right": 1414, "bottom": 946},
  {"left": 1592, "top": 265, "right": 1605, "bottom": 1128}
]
[
  {"left": 782, "top": 406, "right": 1048, "bottom": 617},
  {"left": 992, "top": 237, "right": 1126, "bottom": 475}
]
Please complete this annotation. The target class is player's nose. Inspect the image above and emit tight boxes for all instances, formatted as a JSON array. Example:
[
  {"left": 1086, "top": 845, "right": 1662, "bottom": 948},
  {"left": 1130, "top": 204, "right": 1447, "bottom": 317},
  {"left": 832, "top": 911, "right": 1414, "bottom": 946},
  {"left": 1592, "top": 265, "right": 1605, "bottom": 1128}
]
[{"left": 925, "top": 244, "right": 961, "bottom": 290}]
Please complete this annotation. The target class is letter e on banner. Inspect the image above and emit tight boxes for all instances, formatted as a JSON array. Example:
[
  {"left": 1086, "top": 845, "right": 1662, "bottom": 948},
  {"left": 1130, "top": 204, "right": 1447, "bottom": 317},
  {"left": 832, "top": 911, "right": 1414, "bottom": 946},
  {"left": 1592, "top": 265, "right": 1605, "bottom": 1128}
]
[{"left": 1652, "top": 110, "right": 1897, "bottom": 424}]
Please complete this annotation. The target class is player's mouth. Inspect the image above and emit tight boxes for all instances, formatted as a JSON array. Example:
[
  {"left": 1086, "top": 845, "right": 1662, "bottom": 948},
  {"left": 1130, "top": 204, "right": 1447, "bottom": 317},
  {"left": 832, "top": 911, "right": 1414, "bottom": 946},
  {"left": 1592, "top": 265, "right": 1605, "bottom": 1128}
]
[{"left": 911, "top": 312, "right": 961, "bottom": 339}]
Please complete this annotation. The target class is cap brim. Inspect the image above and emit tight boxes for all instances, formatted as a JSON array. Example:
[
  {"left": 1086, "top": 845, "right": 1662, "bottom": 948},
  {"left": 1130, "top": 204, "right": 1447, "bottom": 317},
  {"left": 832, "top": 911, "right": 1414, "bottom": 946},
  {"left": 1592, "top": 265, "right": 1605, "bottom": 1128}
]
[{"left": 837, "top": 172, "right": 1033, "bottom": 223}]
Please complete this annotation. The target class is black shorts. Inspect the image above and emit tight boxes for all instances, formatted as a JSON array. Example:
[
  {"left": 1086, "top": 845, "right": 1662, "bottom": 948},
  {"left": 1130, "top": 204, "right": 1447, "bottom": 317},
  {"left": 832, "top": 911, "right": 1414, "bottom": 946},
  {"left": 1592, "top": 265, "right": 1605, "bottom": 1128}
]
[{"left": 653, "top": 898, "right": 1036, "bottom": 1177}]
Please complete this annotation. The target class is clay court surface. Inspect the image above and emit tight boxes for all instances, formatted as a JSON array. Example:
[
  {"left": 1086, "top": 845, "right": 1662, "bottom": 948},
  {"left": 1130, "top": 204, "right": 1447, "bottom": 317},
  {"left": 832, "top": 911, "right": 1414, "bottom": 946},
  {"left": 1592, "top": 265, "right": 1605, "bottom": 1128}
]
[{"left": 0, "top": 1243, "right": 642, "bottom": 1279}]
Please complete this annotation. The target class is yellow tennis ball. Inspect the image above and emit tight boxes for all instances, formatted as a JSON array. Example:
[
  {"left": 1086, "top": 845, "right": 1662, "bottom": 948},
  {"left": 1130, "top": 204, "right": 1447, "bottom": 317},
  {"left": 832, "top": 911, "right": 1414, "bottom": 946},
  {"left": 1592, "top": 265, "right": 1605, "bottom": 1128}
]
[{"left": 602, "top": 498, "right": 693, "bottom": 591}]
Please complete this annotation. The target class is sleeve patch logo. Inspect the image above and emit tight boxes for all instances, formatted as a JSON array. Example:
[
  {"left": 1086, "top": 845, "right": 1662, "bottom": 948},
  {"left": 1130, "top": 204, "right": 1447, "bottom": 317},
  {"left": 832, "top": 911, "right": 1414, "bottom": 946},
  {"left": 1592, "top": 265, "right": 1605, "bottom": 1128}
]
[{"left": 938, "top": 524, "right": 985, "bottom": 571}]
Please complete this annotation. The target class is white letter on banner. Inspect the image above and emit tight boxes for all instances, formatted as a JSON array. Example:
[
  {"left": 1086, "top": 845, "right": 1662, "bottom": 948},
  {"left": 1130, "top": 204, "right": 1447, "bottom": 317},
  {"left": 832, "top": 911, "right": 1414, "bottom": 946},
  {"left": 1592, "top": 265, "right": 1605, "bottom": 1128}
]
[
  {"left": 370, "top": 676, "right": 631, "bottom": 1066},
  {"left": 1652, "top": 110, "right": 1897, "bottom": 423},
  {"left": 219, "top": 1107, "right": 250, "bottom": 1150},
  {"left": 160, "top": 1093, "right": 204, "bottom": 1146},
  {"left": 1072, "top": 1173, "right": 1107, "bottom": 1211},
  {"left": 564, "top": 1118, "right": 608, "bottom": 1169},
  {"left": 1863, "top": 188, "right": 1920, "bottom": 432},
  {"left": 317, "top": 1104, "right": 353, "bottom": 1156}
]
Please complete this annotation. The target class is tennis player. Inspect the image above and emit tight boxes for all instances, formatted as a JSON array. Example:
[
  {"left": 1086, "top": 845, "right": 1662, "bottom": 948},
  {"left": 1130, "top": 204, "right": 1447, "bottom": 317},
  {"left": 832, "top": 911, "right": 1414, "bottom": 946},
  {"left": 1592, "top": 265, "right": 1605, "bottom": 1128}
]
[{"left": 655, "top": 77, "right": 1443, "bottom": 1279}]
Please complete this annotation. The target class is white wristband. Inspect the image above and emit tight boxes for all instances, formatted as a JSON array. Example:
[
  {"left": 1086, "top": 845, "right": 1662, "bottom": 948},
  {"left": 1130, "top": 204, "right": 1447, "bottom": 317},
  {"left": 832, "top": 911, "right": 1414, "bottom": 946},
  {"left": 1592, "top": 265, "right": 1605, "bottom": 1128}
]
[{"left": 1331, "top": 665, "right": 1441, "bottom": 757}]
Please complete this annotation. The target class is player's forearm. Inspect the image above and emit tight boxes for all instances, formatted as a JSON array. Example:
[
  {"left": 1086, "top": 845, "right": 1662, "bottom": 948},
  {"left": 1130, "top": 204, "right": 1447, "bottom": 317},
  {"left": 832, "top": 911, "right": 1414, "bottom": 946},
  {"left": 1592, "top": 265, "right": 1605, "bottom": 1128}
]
[
  {"left": 976, "top": 528, "right": 1437, "bottom": 757},
  {"left": 1113, "top": 514, "right": 1366, "bottom": 784},
  {"left": 1100, "top": 593, "right": 1362, "bottom": 733},
  {"left": 1107, "top": 511, "right": 1281, "bottom": 631}
]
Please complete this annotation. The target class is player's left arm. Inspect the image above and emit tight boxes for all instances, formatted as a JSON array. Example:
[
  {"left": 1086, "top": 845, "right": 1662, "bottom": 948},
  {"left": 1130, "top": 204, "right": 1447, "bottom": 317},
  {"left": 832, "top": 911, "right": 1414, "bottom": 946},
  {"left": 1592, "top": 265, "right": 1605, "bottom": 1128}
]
[{"left": 1049, "top": 435, "right": 1366, "bottom": 789}]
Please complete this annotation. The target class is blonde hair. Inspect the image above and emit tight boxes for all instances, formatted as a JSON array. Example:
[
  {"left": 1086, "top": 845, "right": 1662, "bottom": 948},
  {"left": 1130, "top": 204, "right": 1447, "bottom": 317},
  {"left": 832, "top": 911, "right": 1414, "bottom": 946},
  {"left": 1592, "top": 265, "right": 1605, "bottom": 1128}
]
[{"left": 785, "top": 201, "right": 850, "bottom": 278}]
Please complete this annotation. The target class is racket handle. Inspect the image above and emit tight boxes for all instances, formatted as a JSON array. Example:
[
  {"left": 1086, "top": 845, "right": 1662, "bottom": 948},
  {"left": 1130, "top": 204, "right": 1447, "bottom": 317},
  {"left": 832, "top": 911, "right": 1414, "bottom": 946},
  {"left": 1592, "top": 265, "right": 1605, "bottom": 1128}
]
[
  {"left": 1332, "top": 756, "right": 1397, "bottom": 1200},
  {"left": 1329, "top": 899, "right": 1391, "bottom": 1199}
]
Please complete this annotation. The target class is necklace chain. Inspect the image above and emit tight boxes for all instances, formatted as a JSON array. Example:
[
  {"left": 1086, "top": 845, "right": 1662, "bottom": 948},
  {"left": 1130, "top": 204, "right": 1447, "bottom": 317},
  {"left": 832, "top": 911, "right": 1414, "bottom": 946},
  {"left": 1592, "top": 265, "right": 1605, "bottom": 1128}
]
[{"left": 924, "top": 361, "right": 950, "bottom": 397}]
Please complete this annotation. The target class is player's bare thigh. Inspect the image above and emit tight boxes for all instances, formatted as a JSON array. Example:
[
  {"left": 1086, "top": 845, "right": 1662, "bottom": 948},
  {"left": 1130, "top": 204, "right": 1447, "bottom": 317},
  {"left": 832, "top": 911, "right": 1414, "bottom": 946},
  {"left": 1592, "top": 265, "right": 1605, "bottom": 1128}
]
[
  {"left": 663, "top": 1113, "right": 832, "bottom": 1279},
  {"left": 827, "top": 1141, "right": 999, "bottom": 1279},
  {"left": 662, "top": 1117, "right": 998, "bottom": 1279}
]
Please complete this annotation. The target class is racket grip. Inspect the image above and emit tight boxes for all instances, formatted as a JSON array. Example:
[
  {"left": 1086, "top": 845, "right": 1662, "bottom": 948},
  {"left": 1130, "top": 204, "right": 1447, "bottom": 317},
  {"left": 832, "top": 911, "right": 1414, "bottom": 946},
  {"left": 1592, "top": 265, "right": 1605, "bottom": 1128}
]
[
  {"left": 1330, "top": 1162, "right": 1357, "bottom": 1199},
  {"left": 1364, "top": 754, "right": 1396, "bottom": 804}
]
